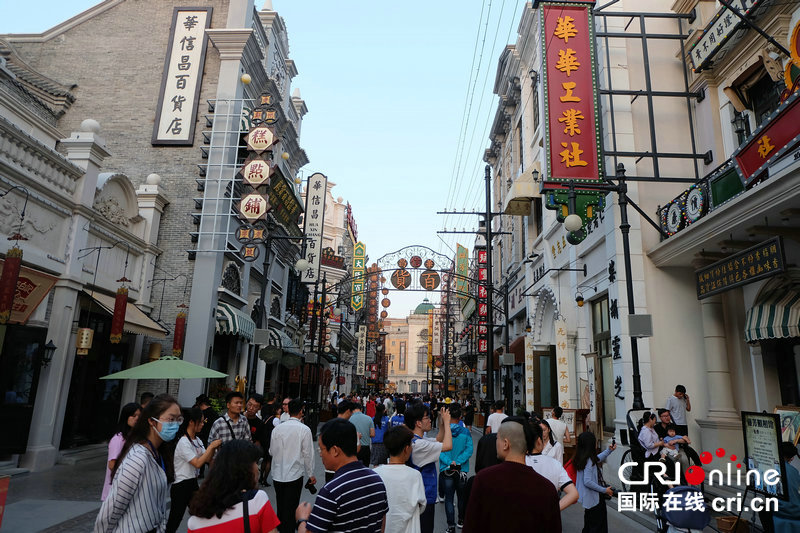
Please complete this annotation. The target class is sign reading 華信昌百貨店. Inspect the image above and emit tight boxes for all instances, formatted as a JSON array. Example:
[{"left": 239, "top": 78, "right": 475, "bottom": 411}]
[
  {"left": 152, "top": 8, "right": 212, "bottom": 146},
  {"left": 695, "top": 236, "right": 785, "bottom": 300}
]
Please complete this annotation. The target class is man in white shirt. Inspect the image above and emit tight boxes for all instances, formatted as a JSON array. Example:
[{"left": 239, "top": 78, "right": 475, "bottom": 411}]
[
  {"left": 375, "top": 425, "right": 427, "bottom": 533},
  {"left": 665, "top": 384, "right": 691, "bottom": 436},
  {"left": 485, "top": 400, "right": 508, "bottom": 434},
  {"left": 523, "top": 419, "right": 578, "bottom": 511},
  {"left": 546, "top": 406, "right": 571, "bottom": 446},
  {"left": 405, "top": 402, "right": 451, "bottom": 533},
  {"left": 269, "top": 398, "right": 316, "bottom": 533}
]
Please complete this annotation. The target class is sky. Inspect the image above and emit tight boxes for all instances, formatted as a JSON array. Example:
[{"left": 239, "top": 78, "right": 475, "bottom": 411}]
[{"left": 0, "top": 0, "right": 521, "bottom": 316}]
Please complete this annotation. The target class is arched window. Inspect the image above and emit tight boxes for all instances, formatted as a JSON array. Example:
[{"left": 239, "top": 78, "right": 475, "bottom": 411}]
[
  {"left": 410, "top": 380, "right": 418, "bottom": 393},
  {"left": 221, "top": 263, "right": 241, "bottom": 295}
]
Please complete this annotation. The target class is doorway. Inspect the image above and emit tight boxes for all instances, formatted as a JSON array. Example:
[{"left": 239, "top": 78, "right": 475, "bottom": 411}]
[{"left": 60, "top": 311, "right": 128, "bottom": 449}]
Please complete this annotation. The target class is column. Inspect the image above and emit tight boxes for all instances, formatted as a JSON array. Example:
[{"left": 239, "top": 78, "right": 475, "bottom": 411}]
[
  {"left": 700, "top": 294, "right": 738, "bottom": 419},
  {"left": 749, "top": 344, "right": 768, "bottom": 412}
]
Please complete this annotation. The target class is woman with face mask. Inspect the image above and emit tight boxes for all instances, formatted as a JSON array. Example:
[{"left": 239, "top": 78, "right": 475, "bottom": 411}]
[
  {"left": 165, "top": 408, "right": 221, "bottom": 533},
  {"left": 95, "top": 394, "right": 181, "bottom": 533}
]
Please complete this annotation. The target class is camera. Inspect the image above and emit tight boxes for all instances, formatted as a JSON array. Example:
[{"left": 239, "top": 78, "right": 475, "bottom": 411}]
[{"left": 305, "top": 478, "right": 317, "bottom": 495}]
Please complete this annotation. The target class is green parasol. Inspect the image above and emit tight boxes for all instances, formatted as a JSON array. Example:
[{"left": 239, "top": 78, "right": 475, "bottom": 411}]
[{"left": 100, "top": 356, "right": 227, "bottom": 380}]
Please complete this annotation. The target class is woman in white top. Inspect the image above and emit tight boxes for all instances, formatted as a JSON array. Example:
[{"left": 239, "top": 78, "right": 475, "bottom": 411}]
[
  {"left": 541, "top": 420, "right": 564, "bottom": 464},
  {"left": 166, "top": 407, "right": 221, "bottom": 533},
  {"left": 637, "top": 411, "right": 663, "bottom": 459},
  {"left": 95, "top": 394, "right": 181, "bottom": 533},
  {"left": 102, "top": 402, "right": 140, "bottom": 501}
]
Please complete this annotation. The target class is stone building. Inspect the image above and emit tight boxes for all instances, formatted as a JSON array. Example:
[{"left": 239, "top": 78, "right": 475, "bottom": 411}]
[{"left": 0, "top": 0, "right": 310, "bottom": 470}]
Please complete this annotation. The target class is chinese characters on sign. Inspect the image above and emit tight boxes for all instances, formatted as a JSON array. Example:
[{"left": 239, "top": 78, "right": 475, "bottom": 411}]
[
  {"left": 476, "top": 246, "right": 489, "bottom": 357},
  {"left": 455, "top": 244, "right": 469, "bottom": 301},
  {"left": 554, "top": 319, "right": 571, "bottom": 409},
  {"left": 689, "top": 0, "right": 761, "bottom": 72},
  {"left": 695, "top": 237, "right": 785, "bottom": 300},
  {"left": 152, "top": 8, "right": 211, "bottom": 145},
  {"left": 351, "top": 242, "right": 366, "bottom": 311},
  {"left": 238, "top": 193, "right": 269, "bottom": 222},
  {"left": 357, "top": 325, "right": 367, "bottom": 376},
  {"left": 302, "top": 173, "right": 327, "bottom": 283},
  {"left": 525, "top": 336, "right": 536, "bottom": 412},
  {"left": 541, "top": 3, "right": 601, "bottom": 184},
  {"left": 733, "top": 92, "right": 800, "bottom": 184}
]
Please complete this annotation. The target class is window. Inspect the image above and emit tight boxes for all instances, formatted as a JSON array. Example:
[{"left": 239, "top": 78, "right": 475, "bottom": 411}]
[
  {"left": 399, "top": 342, "right": 406, "bottom": 371},
  {"left": 516, "top": 121, "right": 523, "bottom": 173},
  {"left": 417, "top": 346, "right": 428, "bottom": 373},
  {"left": 533, "top": 197, "right": 543, "bottom": 238},
  {"left": 592, "top": 296, "right": 616, "bottom": 432},
  {"left": 532, "top": 74, "right": 540, "bottom": 132},
  {"left": 747, "top": 75, "right": 784, "bottom": 127}
]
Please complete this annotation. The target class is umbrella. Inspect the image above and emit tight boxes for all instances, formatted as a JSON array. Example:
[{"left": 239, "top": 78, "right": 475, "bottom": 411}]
[{"left": 100, "top": 356, "right": 227, "bottom": 380}]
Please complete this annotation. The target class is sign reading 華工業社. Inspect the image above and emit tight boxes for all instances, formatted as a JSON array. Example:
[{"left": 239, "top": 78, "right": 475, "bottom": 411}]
[
  {"left": 695, "top": 237, "right": 785, "bottom": 300},
  {"left": 302, "top": 173, "right": 327, "bottom": 283},
  {"left": 538, "top": 0, "right": 605, "bottom": 243},
  {"left": 152, "top": 8, "right": 212, "bottom": 146}
]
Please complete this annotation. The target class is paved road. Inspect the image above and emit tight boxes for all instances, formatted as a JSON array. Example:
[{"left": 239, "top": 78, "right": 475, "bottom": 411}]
[{"left": 4, "top": 424, "right": 656, "bottom": 532}]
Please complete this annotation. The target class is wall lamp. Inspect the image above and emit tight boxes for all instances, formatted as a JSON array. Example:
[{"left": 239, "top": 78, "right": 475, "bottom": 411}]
[
  {"left": 522, "top": 252, "right": 540, "bottom": 264},
  {"left": 42, "top": 340, "right": 57, "bottom": 367}
]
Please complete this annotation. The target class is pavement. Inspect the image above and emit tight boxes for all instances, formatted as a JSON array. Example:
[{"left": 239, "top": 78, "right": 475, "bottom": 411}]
[{"left": 2, "top": 425, "right": 657, "bottom": 532}]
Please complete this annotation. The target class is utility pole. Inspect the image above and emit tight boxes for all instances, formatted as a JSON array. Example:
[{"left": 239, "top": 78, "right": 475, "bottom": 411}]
[{"left": 484, "top": 165, "right": 495, "bottom": 404}]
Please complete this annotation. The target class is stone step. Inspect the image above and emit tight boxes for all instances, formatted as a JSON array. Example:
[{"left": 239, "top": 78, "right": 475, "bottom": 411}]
[
  {"left": 57, "top": 443, "right": 108, "bottom": 465},
  {"left": 0, "top": 464, "right": 29, "bottom": 477}
]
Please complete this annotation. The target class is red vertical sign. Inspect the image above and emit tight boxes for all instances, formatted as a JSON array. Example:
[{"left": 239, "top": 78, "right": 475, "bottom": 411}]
[{"left": 541, "top": 1, "right": 602, "bottom": 187}]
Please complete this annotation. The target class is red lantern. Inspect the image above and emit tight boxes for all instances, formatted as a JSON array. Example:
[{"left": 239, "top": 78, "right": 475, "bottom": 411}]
[
  {"left": 172, "top": 307, "right": 187, "bottom": 356},
  {"left": 0, "top": 246, "right": 22, "bottom": 324},
  {"left": 110, "top": 285, "right": 128, "bottom": 344}
]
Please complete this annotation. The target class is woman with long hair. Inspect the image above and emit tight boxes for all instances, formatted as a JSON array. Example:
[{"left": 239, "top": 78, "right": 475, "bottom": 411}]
[
  {"left": 370, "top": 403, "right": 389, "bottom": 466},
  {"left": 574, "top": 431, "right": 616, "bottom": 533},
  {"left": 95, "top": 394, "right": 181, "bottom": 533},
  {"left": 541, "top": 420, "right": 564, "bottom": 464},
  {"left": 188, "top": 440, "right": 279, "bottom": 532},
  {"left": 101, "top": 402, "right": 140, "bottom": 501},
  {"left": 165, "top": 408, "right": 221, "bottom": 533}
]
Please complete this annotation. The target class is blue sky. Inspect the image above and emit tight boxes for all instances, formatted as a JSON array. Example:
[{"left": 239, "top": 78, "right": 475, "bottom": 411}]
[{"left": 0, "top": 0, "right": 520, "bottom": 315}]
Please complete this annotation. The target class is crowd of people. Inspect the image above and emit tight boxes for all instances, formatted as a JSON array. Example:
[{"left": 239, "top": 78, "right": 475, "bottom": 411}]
[{"left": 94, "top": 387, "right": 800, "bottom": 533}]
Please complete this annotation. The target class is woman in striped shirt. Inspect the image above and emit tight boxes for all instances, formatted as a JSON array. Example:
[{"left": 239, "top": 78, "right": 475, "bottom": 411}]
[{"left": 95, "top": 394, "right": 181, "bottom": 533}]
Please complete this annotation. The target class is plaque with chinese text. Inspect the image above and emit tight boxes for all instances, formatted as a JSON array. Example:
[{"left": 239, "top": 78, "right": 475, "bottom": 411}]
[
  {"left": 240, "top": 158, "right": 273, "bottom": 188},
  {"left": 689, "top": 0, "right": 762, "bottom": 73},
  {"left": 351, "top": 242, "right": 366, "bottom": 310},
  {"left": 246, "top": 126, "right": 277, "bottom": 153},
  {"left": 695, "top": 237, "right": 785, "bottom": 300},
  {"left": 238, "top": 193, "right": 269, "bottom": 222},
  {"left": 152, "top": 8, "right": 212, "bottom": 145}
]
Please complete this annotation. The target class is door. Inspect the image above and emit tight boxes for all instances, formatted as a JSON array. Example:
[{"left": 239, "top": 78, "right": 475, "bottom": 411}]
[{"left": 0, "top": 325, "right": 46, "bottom": 455}]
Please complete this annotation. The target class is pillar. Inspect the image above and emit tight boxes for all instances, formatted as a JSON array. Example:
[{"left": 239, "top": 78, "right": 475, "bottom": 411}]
[{"left": 700, "top": 294, "right": 738, "bottom": 419}]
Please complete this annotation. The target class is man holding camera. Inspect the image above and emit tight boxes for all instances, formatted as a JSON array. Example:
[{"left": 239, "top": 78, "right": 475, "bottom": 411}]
[{"left": 270, "top": 398, "right": 316, "bottom": 533}]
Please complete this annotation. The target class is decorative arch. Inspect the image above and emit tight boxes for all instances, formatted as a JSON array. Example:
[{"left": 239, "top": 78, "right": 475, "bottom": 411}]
[
  {"left": 94, "top": 172, "right": 140, "bottom": 227},
  {"left": 530, "top": 286, "right": 559, "bottom": 345},
  {"left": 221, "top": 262, "right": 242, "bottom": 295}
]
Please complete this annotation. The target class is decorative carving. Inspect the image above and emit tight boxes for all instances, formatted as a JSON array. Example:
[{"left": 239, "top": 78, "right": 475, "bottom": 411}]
[
  {"left": 94, "top": 197, "right": 130, "bottom": 227},
  {"left": 221, "top": 263, "right": 242, "bottom": 295}
]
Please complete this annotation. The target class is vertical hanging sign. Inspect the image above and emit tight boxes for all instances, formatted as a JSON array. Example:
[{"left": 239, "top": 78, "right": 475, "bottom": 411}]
[
  {"left": 525, "top": 336, "right": 536, "bottom": 412},
  {"left": 351, "top": 242, "right": 366, "bottom": 311},
  {"left": 539, "top": 0, "right": 605, "bottom": 244},
  {"left": 476, "top": 248, "right": 489, "bottom": 356},
  {"left": 152, "top": 7, "right": 212, "bottom": 145},
  {"left": 357, "top": 325, "right": 367, "bottom": 376},
  {"left": 554, "top": 318, "right": 571, "bottom": 408},
  {"left": 455, "top": 244, "right": 469, "bottom": 301},
  {"left": 302, "top": 173, "right": 327, "bottom": 283}
]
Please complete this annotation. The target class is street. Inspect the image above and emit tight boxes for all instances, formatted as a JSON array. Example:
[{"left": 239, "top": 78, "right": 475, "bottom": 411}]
[{"left": 3, "top": 424, "right": 657, "bottom": 532}]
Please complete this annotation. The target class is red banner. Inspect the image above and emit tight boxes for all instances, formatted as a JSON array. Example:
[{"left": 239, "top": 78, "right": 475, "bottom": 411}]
[
  {"left": 541, "top": 1, "right": 601, "bottom": 185},
  {"left": 734, "top": 93, "right": 800, "bottom": 184},
  {"left": 0, "top": 247, "right": 22, "bottom": 324},
  {"left": 172, "top": 310, "right": 187, "bottom": 356},
  {"left": 110, "top": 286, "right": 128, "bottom": 344}
]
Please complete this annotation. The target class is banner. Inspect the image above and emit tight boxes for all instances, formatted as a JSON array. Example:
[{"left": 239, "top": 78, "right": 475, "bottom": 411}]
[
  {"left": 351, "top": 241, "right": 366, "bottom": 311},
  {"left": 427, "top": 309, "right": 434, "bottom": 369},
  {"left": 302, "top": 173, "right": 327, "bottom": 283},
  {"left": 525, "top": 336, "right": 536, "bottom": 412},
  {"left": 0, "top": 260, "right": 57, "bottom": 325},
  {"left": 455, "top": 244, "right": 469, "bottom": 300},
  {"left": 742, "top": 412, "right": 787, "bottom": 499},
  {"left": 356, "top": 325, "right": 367, "bottom": 376},
  {"left": 554, "top": 319, "right": 570, "bottom": 408}
]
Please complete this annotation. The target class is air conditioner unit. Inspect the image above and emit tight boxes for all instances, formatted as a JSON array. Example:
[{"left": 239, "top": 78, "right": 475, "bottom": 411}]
[{"left": 628, "top": 315, "right": 653, "bottom": 338}]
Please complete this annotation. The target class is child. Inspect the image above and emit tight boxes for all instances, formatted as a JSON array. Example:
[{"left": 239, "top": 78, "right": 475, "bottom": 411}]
[
  {"left": 661, "top": 424, "right": 691, "bottom": 461},
  {"left": 375, "top": 426, "right": 427, "bottom": 533}
]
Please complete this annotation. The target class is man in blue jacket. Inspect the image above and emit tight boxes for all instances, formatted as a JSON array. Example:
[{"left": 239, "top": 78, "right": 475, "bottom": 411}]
[{"left": 439, "top": 403, "right": 473, "bottom": 533}]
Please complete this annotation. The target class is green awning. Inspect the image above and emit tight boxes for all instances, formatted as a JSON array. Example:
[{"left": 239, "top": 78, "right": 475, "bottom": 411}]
[
  {"left": 745, "top": 280, "right": 800, "bottom": 342},
  {"left": 215, "top": 302, "right": 255, "bottom": 341}
]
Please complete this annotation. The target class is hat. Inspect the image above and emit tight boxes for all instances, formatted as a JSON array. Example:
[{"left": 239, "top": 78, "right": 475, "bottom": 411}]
[{"left": 444, "top": 397, "right": 452, "bottom": 404}]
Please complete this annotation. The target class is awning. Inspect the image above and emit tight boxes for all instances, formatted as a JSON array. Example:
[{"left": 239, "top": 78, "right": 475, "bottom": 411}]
[
  {"left": 84, "top": 291, "right": 168, "bottom": 339},
  {"left": 273, "top": 327, "right": 303, "bottom": 358},
  {"left": 744, "top": 281, "right": 800, "bottom": 342},
  {"left": 215, "top": 302, "right": 255, "bottom": 341}
]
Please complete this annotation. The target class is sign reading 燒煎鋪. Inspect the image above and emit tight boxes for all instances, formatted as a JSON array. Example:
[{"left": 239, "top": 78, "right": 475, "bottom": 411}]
[
  {"left": 695, "top": 237, "right": 785, "bottom": 300},
  {"left": 538, "top": 0, "right": 605, "bottom": 244},
  {"left": 152, "top": 8, "right": 212, "bottom": 145},
  {"left": 302, "top": 173, "right": 327, "bottom": 283}
]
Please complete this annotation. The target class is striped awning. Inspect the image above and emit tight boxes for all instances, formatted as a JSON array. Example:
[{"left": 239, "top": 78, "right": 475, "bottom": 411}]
[
  {"left": 273, "top": 328, "right": 303, "bottom": 358},
  {"left": 744, "top": 280, "right": 800, "bottom": 342},
  {"left": 215, "top": 302, "right": 255, "bottom": 341}
]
